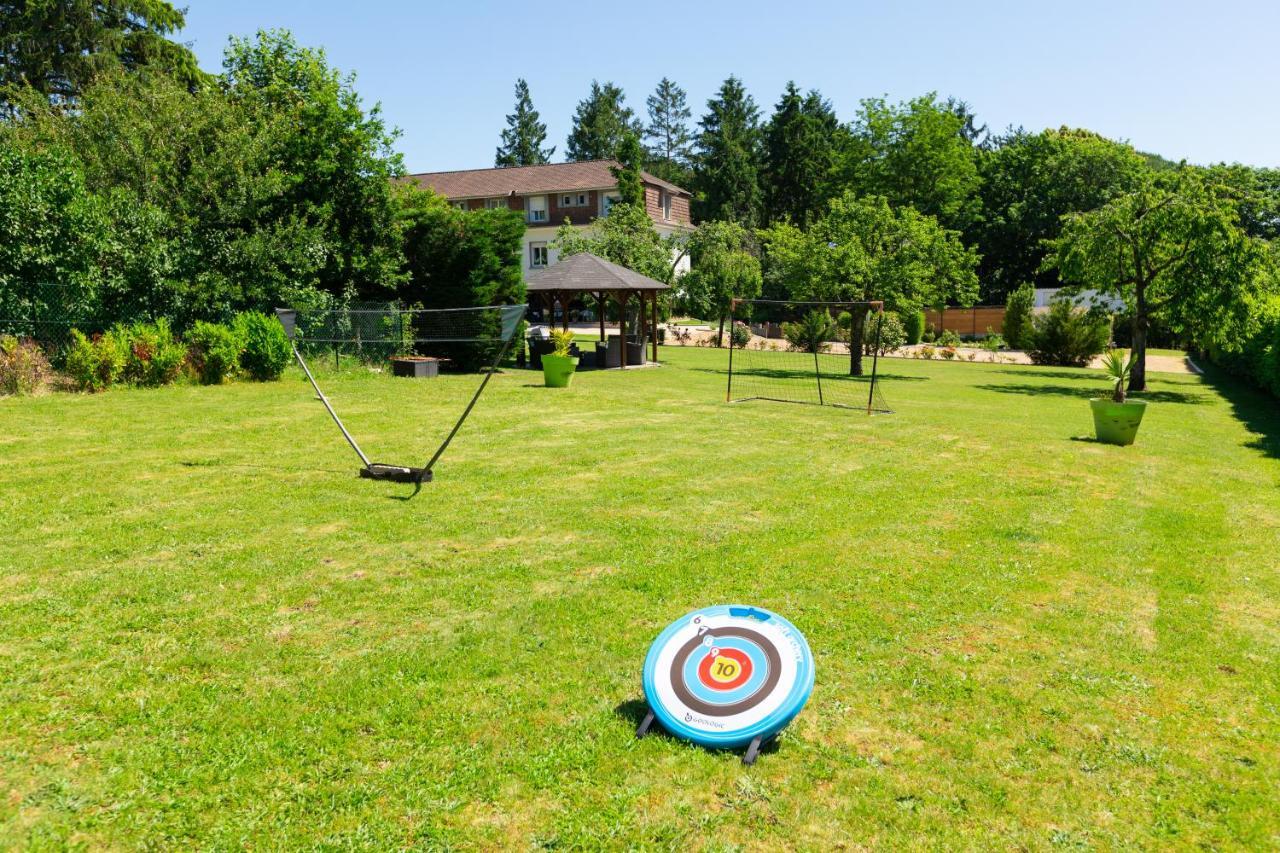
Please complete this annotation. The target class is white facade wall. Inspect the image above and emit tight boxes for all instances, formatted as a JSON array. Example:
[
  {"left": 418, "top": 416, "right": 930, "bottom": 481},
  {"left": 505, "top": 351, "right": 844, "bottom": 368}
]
[{"left": 521, "top": 223, "right": 693, "bottom": 276}]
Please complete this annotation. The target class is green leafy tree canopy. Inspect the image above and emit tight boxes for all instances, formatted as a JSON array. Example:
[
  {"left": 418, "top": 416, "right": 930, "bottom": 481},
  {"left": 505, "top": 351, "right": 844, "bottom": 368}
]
[{"left": 1047, "top": 168, "right": 1270, "bottom": 391}]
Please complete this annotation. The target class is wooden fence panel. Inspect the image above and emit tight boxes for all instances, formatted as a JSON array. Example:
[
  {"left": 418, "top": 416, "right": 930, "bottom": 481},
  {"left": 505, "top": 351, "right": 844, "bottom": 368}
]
[{"left": 923, "top": 305, "right": 1006, "bottom": 337}]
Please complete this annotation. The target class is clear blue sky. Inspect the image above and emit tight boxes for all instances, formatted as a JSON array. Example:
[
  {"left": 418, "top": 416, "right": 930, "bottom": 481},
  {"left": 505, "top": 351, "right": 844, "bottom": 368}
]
[{"left": 176, "top": 0, "right": 1280, "bottom": 173}]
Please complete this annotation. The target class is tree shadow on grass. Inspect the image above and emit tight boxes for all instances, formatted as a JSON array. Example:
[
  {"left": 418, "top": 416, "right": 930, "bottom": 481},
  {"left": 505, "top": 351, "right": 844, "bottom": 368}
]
[
  {"left": 989, "top": 368, "right": 1100, "bottom": 382},
  {"left": 688, "top": 366, "right": 928, "bottom": 382},
  {"left": 1197, "top": 362, "right": 1280, "bottom": 460},
  {"left": 975, "top": 383, "right": 1211, "bottom": 405}
]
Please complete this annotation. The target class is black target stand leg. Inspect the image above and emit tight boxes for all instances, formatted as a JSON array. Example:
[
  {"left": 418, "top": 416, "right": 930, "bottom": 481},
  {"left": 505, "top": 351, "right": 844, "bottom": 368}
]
[
  {"left": 742, "top": 734, "right": 776, "bottom": 766},
  {"left": 635, "top": 708, "right": 656, "bottom": 739}
]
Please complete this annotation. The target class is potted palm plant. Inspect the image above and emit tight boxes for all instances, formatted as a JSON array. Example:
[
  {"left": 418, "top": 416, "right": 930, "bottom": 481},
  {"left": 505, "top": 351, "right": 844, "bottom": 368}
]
[
  {"left": 1091, "top": 350, "right": 1146, "bottom": 445},
  {"left": 542, "top": 329, "right": 579, "bottom": 388}
]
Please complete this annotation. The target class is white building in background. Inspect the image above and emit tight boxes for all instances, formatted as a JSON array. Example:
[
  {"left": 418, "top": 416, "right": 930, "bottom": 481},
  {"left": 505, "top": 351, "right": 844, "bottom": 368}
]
[
  {"left": 1034, "top": 288, "right": 1126, "bottom": 313},
  {"left": 402, "top": 160, "right": 694, "bottom": 276}
]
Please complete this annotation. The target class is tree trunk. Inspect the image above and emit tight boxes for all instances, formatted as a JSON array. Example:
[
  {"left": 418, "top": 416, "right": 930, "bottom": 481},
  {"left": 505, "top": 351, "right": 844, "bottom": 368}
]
[
  {"left": 1129, "top": 282, "right": 1148, "bottom": 393},
  {"left": 717, "top": 312, "right": 726, "bottom": 348},
  {"left": 849, "top": 308, "right": 867, "bottom": 376}
]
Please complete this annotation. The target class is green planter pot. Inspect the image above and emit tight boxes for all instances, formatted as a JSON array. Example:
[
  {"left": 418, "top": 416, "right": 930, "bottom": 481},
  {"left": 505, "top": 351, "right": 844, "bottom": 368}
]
[
  {"left": 1090, "top": 398, "right": 1147, "bottom": 446},
  {"left": 542, "top": 353, "right": 579, "bottom": 388}
]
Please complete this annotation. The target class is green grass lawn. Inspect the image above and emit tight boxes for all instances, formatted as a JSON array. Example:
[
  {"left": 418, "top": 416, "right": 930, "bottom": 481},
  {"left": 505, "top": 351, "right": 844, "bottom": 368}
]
[{"left": 2, "top": 348, "right": 1278, "bottom": 848}]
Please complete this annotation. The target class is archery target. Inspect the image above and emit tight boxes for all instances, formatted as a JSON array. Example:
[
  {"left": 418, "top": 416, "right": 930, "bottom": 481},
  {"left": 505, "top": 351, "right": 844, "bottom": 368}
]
[{"left": 642, "top": 605, "right": 814, "bottom": 748}]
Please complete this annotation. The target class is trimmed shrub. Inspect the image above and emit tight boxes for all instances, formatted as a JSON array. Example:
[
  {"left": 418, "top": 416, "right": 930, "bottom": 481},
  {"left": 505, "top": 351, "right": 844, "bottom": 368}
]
[
  {"left": 729, "top": 320, "right": 752, "bottom": 348},
  {"left": 782, "top": 310, "right": 836, "bottom": 353},
  {"left": 235, "top": 311, "right": 291, "bottom": 381},
  {"left": 0, "top": 335, "right": 51, "bottom": 396},
  {"left": 863, "top": 311, "right": 907, "bottom": 357},
  {"left": 186, "top": 321, "right": 243, "bottom": 385},
  {"left": 1003, "top": 282, "right": 1035, "bottom": 349},
  {"left": 65, "top": 329, "right": 125, "bottom": 391},
  {"left": 904, "top": 310, "right": 925, "bottom": 345},
  {"left": 936, "top": 328, "right": 961, "bottom": 348},
  {"left": 116, "top": 319, "right": 186, "bottom": 386},
  {"left": 1026, "top": 299, "right": 1110, "bottom": 367}
]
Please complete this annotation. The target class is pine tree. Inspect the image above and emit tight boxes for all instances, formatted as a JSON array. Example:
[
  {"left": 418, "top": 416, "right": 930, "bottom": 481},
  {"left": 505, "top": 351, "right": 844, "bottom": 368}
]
[
  {"left": 566, "top": 81, "right": 641, "bottom": 162},
  {"left": 494, "top": 79, "right": 554, "bottom": 167},
  {"left": 611, "top": 132, "right": 646, "bottom": 207},
  {"left": 695, "top": 76, "right": 762, "bottom": 227},
  {"left": 643, "top": 78, "right": 692, "bottom": 183},
  {"left": 762, "top": 83, "right": 840, "bottom": 227}
]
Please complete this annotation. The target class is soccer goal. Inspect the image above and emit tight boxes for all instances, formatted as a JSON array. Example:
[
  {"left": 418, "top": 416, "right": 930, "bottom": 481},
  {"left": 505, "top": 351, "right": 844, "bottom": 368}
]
[
  {"left": 726, "top": 299, "right": 892, "bottom": 414},
  {"left": 276, "top": 303, "right": 526, "bottom": 489}
]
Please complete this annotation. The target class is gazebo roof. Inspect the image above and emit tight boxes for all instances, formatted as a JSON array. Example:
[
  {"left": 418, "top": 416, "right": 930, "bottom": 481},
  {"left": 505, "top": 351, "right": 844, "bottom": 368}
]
[{"left": 525, "top": 252, "right": 670, "bottom": 293}]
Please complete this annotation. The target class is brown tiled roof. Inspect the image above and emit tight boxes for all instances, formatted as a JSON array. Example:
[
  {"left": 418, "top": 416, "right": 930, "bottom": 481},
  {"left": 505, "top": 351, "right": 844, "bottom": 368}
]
[
  {"left": 524, "top": 252, "right": 670, "bottom": 292},
  {"left": 404, "top": 160, "right": 690, "bottom": 199}
]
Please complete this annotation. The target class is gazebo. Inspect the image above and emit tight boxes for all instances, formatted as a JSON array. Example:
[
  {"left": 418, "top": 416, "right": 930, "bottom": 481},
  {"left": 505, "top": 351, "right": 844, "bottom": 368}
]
[{"left": 524, "top": 252, "right": 669, "bottom": 367}]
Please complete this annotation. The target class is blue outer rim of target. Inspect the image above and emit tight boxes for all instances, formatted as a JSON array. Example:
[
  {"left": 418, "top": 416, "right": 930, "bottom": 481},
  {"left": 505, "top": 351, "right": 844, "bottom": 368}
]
[{"left": 642, "top": 604, "right": 815, "bottom": 749}]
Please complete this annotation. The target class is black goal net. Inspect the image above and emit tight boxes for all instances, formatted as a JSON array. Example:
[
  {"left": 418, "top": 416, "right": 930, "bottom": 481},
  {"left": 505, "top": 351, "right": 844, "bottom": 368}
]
[
  {"left": 275, "top": 303, "right": 527, "bottom": 487},
  {"left": 726, "top": 300, "right": 892, "bottom": 414}
]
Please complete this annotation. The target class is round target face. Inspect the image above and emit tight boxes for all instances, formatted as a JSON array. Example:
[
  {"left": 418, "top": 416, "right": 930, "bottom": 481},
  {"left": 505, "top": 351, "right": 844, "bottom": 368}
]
[{"left": 642, "top": 605, "right": 815, "bottom": 748}]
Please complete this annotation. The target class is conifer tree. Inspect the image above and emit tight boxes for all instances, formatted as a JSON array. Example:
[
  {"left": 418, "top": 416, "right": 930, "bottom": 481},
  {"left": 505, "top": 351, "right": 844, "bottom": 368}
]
[
  {"left": 762, "top": 83, "right": 841, "bottom": 227},
  {"left": 494, "top": 78, "right": 554, "bottom": 167},
  {"left": 695, "top": 76, "right": 762, "bottom": 226},
  {"left": 643, "top": 78, "right": 693, "bottom": 183},
  {"left": 566, "top": 80, "right": 641, "bottom": 162}
]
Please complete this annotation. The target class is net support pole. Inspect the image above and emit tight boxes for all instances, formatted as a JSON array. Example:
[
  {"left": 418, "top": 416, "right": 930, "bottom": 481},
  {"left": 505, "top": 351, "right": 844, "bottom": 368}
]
[
  {"left": 288, "top": 338, "right": 371, "bottom": 469},
  {"left": 813, "top": 346, "right": 824, "bottom": 406},
  {"left": 726, "top": 300, "right": 737, "bottom": 402},
  {"left": 418, "top": 328, "right": 519, "bottom": 480},
  {"left": 867, "top": 309, "right": 883, "bottom": 415}
]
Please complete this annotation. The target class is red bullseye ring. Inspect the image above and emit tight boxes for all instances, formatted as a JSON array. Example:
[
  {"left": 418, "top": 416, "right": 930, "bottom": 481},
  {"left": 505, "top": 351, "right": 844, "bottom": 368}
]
[{"left": 698, "top": 648, "right": 752, "bottom": 690}]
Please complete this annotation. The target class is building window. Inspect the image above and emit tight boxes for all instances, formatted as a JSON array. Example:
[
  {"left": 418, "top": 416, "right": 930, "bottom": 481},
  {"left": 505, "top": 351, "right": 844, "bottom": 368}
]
[
  {"left": 602, "top": 194, "right": 621, "bottom": 217},
  {"left": 527, "top": 195, "right": 548, "bottom": 222},
  {"left": 577, "top": 192, "right": 588, "bottom": 206},
  {"left": 558, "top": 192, "right": 590, "bottom": 208},
  {"left": 452, "top": 201, "right": 468, "bottom": 211},
  {"left": 529, "top": 242, "right": 548, "bottom": 268},
  {"left": 486, "top": 197, "right": 508, "bottom": 209},
  {"left": 661, "top": 191, "right": 672, "bottom": 221}
]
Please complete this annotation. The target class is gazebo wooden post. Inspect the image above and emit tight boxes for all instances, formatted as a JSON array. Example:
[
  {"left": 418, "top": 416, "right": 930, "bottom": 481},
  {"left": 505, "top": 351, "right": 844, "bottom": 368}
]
[
  {"left": 598, "top": 292, "right": 606, "bottom": 344},
  {"left": 650, "top": 291, "right": 659, "bottom": 364},
  {"left": 618, "top": 291, "right": 629, "bottom": 368}
]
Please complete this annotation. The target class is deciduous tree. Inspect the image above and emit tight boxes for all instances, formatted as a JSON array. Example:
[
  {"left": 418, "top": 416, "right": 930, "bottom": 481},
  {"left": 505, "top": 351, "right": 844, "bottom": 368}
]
[
  {"left": 761, "top": 192, "right": 978, "bottom": 374},
  {"left": 678, "top": 220, "right": 761, "bottom": 345},
  {"left": 842, "top": 93, "right": 981, "bottom": 232},
  {"left": 975, "top": 127, "right": 1146, "bottom": 299},
  {"left": 1047, "top": 169, "right": 1269, "bottom": 391},
  {"left": 552, "top": 202, "right": 672, "bottom": 284}
]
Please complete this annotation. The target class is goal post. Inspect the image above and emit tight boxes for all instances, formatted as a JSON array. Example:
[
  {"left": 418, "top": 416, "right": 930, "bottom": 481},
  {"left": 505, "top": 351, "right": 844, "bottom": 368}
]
[{"left": 725, "top": 299, "right": 892, "bottom": 415}]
